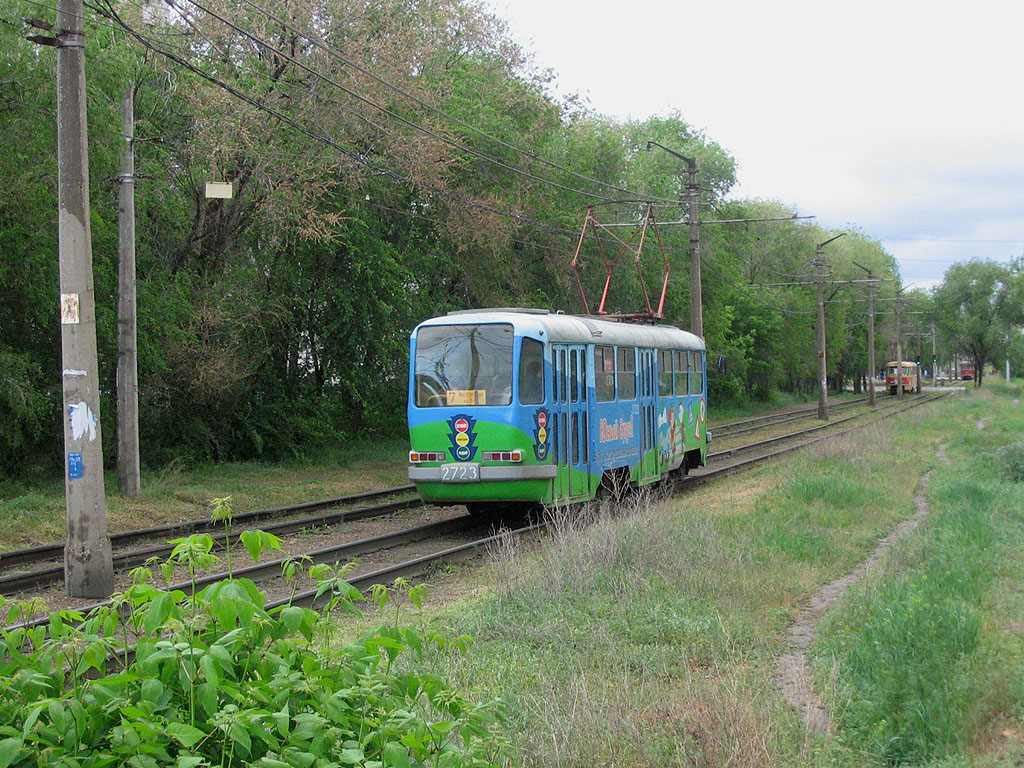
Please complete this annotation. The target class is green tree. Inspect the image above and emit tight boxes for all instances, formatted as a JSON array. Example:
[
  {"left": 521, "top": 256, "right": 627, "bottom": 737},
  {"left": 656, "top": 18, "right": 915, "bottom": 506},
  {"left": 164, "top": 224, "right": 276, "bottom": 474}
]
[{"left": 933, "top": 260, "right": 1020, "bottom": 387}]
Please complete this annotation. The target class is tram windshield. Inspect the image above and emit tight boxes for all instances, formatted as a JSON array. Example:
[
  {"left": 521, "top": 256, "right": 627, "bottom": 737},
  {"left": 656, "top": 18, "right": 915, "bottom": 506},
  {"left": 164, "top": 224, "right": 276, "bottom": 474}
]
[{"left": 415, "top": 323, "right": 514, "bottom": 407}]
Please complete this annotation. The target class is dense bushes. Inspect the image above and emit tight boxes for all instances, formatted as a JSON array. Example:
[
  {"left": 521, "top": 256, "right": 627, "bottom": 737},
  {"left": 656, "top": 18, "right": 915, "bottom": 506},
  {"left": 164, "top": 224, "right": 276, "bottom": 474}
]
[{"left": 0, "top": 510, "right": 509, "bottom": 766}]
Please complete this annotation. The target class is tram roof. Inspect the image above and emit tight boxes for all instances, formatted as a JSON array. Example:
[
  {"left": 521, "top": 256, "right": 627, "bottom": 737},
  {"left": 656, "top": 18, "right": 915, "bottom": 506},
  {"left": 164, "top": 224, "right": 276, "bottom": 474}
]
[{"left": 417, "top": 308, "right": 705, "bottom": 351}]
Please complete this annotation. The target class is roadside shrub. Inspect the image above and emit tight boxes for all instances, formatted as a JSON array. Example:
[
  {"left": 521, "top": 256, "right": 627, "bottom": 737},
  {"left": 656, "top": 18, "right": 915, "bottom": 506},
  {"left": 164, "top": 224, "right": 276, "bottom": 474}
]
[
  {"left": 996, "top": 441, "right": 1024, "bottom": 481},
  {"left": 0, "top": 500, "right": 509, "bottom": 767}
]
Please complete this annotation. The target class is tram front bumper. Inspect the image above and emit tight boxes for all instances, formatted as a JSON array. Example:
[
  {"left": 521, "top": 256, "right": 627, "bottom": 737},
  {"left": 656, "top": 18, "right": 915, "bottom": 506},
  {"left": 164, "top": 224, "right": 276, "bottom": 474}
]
[{"left": 408, "top": 464, "right": 558, "bottom": 482}]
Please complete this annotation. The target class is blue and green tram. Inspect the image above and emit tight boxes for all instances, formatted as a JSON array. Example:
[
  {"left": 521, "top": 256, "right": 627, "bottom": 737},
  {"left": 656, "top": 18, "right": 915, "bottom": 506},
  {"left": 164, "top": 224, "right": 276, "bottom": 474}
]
[{"left": 407, "top": 308, "right": 708, "bottom": 509}]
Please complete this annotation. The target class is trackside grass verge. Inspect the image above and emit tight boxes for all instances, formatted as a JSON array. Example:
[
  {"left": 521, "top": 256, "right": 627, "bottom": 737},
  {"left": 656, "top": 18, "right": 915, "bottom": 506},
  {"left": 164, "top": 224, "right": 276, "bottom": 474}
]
[
  {"left": 0, "top": 439, "right": 411, "bottom": 551},
  {"left": 369, "top": 395, "right": 981, "bottom": 767},
  {"left": 813, "top": 382, "right": 1024, "bottom": 766}
]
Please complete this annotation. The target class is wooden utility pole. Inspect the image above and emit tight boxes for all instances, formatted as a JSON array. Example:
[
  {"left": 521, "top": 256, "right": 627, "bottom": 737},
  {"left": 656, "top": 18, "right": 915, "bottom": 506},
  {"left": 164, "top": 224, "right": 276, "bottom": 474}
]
[
  {"left": 56, "top": 0, "right": 114, "bottom": 596},
  {"left": 117, "top": 83, "right": 141, "bottom": 496}
]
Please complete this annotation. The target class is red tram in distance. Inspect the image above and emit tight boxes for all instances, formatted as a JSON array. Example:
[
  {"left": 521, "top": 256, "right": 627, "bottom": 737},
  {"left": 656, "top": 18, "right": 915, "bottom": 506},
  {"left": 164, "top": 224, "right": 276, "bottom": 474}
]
[{"left": 885, "top": 360, "right": 921, "bottom": 394}]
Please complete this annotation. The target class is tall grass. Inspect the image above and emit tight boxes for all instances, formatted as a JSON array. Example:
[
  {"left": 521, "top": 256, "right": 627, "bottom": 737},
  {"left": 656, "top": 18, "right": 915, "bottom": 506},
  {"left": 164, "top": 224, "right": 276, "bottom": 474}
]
[
  {"left": 377, "top": 388, "right": 1024, "bottom": 767},
  {"left": 410, "top": 428, "right": 929, "bottom": 767},
  {"left": 813, "top": 383, "right": 1024, "bottom": 765}
]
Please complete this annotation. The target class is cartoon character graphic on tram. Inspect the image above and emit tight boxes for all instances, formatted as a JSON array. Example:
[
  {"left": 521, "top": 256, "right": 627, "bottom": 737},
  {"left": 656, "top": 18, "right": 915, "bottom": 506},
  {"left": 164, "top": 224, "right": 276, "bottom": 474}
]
[{"left": 407, "top": 309, "right": 709, "bottom": 511}]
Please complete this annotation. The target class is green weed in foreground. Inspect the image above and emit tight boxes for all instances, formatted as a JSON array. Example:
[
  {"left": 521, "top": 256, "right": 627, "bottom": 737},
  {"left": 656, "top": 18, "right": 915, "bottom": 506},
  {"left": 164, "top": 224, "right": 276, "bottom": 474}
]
[{"left": 0, "top": 500, "right": 509, "bottom": 767}]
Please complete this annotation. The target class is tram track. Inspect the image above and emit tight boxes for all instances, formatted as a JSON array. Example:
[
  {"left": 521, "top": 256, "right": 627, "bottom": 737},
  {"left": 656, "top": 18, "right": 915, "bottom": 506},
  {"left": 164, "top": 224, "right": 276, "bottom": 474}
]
[
  {"left": 707, "top": 392, "right": 938, "bottom": 464},
  {"left": 0, "top": 490, "right": 423, "bottom": 595},
  {"left": 0, "top": 398, "right": 859, "bottom": 587},
  {"left": 0, "top": 485, "right": 420, "bottom": 571},
  {"left": 2, "top": 393, "right": 947, "bottom": 622},
  {"left": 711, "top": 396, "right": 870, "bottom": 439},
  {"left": 694, "top": 391, "right": 947, "bottom": 483}
]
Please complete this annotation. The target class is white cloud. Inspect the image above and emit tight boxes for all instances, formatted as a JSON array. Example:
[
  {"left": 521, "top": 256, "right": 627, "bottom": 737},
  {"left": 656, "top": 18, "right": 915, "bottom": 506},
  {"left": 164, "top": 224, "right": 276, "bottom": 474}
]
[{"left": 486, "top": 0, "right": 1024, "bottom": 287}]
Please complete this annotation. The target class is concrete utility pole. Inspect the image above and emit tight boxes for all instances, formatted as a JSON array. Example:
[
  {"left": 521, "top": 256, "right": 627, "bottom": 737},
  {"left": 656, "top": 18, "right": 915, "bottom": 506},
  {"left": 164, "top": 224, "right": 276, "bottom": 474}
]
[
  {"left": 814, "top": 233, "right": 846, "bottom": 420},
  {"left": 646, "top": 141, "right": 702, "bottom": 338},
  {"left": 853, "top": 261, "right": 877, "bottom": 407},
  {"left": 56, "top": 0, "right": 115, "bottom": 596},
  {"left": 685, "top": 160, "right": 701, "bottom": 340},
  {"left": 931, "top": 320, "right": 938, "bottom": 386},
  {"left": 895, "top": 298, "right": 904, "bottom": 401},
  {"left": 1007, "top": 330, "right": 1012, "bottom": 383},
  {"left": 117, "top": 83, "right": 141, "bottom": 496}
]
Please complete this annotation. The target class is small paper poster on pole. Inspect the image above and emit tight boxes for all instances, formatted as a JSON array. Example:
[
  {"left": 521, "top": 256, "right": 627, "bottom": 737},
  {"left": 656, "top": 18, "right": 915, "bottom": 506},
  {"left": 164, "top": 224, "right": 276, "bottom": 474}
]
[{"left": 60, "top": 293, "right": 80, "bottom": 324}]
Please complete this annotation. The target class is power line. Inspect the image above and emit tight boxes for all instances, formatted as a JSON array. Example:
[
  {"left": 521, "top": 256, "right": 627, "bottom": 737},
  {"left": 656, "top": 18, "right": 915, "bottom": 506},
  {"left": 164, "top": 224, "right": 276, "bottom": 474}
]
[
  {"left": 87, "top": 0, "right": 596, "bottom": 238},
  {"left": 883, "top": 235, "right": 1024, "bottom": 245},
  {"left": 234, "top": 0, "right": 686, "bottom": 207},
  {"left": 164, "top": 0, "right": 630, "bottom": 205}
]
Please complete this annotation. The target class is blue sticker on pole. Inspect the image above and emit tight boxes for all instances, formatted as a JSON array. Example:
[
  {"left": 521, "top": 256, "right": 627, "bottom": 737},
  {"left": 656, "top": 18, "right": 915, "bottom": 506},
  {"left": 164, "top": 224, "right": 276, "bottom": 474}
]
[{"left": 68, "top": 452, "right": 83, "bottom": 479}]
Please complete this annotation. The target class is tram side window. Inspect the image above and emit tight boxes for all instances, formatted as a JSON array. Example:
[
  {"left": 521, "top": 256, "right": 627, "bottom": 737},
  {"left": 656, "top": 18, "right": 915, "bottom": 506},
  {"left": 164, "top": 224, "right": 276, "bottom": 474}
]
[
  {"left": 689, "top": 351, "right": 704, "bottom": 395},
  {"left": 673, "top": 350, "right": 687, "bottom": 396},
  {"left": 519, "top": 338, "right": 545, "bottom": 405},
  {"left": 617, "top": 347, "right": 636, "bottom": 400},
  {"left": 658, "top": 350, "right": 673, "bottom": 396},
  {"left": 595, "top": 346, "right": 615, "bottom": 402}
]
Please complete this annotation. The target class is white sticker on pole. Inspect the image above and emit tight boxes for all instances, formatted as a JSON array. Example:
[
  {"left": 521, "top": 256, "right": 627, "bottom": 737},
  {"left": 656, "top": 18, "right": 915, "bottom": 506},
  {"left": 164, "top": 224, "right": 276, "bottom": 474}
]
[
  {"left": 60, "top": 294, "right": 80, "bottom": 324},
  {"left": 68, "top": 401, "right": 98, "bottom": 442}
]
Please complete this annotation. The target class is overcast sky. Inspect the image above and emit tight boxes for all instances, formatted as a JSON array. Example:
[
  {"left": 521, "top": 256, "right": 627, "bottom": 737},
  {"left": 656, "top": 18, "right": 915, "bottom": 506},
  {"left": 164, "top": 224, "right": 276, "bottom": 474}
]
[{"left": 485, "top": 0, "right": 1024, "bottom": 290}]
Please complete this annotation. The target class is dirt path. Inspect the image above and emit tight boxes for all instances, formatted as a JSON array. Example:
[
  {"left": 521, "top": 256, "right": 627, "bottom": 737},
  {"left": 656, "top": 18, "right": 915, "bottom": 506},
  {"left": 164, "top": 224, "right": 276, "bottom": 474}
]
[{"left": 774, "top": 445, "right": 950, "bottom": 735}]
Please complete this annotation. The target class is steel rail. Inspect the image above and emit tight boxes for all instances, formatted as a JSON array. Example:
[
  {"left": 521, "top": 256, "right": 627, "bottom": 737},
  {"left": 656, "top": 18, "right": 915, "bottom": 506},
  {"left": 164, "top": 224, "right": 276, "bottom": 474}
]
[
  {"left": 707, "top": 393, "right": 927, "bottom": 463},
  {"left": 711, "top": 396, "right": 869, "bottom": 435},
  {"left": 0, "top": 393, "right": 939, "bottom": 596},
  {"left": 712, "top": 397, "right": 870, "bottom": 439},
  {"left": 0, "top": 497, "right": 422, "bottom": 595},
  {"left": 4, "top": 392, "right": 947, "bottom": 633},
  {"left": 0, "top": 485, "right": 418, "bottom": 572},
  {"left": 692, "top": 392, "right": 947, "bottom": 485},
  {"left": 267, "top": 522, "right": 545, "bottom": 611},
  {"left": 6, "top": 515, "right": 522, "bottom": 633},
  {"left": 1, "top": 399, "right": 883, "bottom": 572}
]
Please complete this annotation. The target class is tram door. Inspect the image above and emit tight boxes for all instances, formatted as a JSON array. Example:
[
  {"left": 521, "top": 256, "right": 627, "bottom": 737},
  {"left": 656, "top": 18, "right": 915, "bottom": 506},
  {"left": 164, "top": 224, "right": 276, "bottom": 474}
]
[
  {"left": 638, "top": 348, "right": 658, "bottom": 483},
  {"left": 552, "top": 344, "right": 590, "bottom": 500}
]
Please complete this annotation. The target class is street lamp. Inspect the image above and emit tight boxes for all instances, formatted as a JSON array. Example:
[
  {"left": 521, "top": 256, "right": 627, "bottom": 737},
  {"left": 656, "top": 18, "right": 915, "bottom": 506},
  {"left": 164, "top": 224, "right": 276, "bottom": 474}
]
[{"left": 645, "top": 141, "right": 702, "bottom": 338}]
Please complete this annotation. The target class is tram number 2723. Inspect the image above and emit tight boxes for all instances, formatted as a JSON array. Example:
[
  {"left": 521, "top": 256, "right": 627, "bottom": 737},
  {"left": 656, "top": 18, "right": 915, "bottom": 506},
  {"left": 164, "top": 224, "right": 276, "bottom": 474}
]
[{"left": 440, "top": 463, "right": 480, "bottom": 482}]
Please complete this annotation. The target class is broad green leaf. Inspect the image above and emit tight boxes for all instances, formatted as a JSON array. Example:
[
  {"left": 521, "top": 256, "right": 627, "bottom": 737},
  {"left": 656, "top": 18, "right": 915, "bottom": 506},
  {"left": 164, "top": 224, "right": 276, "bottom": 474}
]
[
  {"left": 339, "top": 748, "right": 364, "bottom": 765},
  {"left": 381, "top": 742, "right": 410, "bottom": 768},
  {"left": 228, "top": 721, "right": 252, "bottom": 754},
  {"left": 140, "top": 678, "right": 164, "bottom": 704},
  {"left": 142, "top": 591, "right": 175, "bottom": 634},
  {"left": 0, "top": 738, "right": 23, "bottom": 768},
  {"left": 166, "top": 722, "right": 207, "bottom": 749},
  {"left": 279, "top": 606, "right": 305, "bottom": 635}
]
